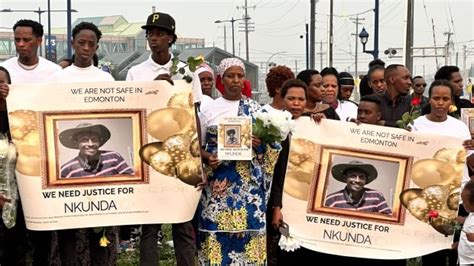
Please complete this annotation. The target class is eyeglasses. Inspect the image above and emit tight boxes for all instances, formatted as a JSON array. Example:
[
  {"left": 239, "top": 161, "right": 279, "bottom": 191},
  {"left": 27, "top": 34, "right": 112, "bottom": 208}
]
[{"left": 415, "top": 83, "right": 427, "bottom": 87}]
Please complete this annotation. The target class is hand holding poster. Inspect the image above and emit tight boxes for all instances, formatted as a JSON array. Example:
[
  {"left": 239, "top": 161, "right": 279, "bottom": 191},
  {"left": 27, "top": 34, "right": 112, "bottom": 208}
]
[
  {"left": 282, "top": 118, "right": 465, "bottom": 259},
  {"left": 7, "top": 80, "right": 202, "bottom": 230}
]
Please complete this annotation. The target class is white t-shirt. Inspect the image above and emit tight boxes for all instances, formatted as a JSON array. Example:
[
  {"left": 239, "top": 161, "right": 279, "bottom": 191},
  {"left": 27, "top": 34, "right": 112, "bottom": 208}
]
[
  {"left": 126, "top": 53, "right": 202, "bottom": 103},
  {"left": 459, "top": 213, "right": 474, "bottom": 264},
  {"left": 335, "top": 99, "right": 358, "bottom": 122},
  {"left": 51, "top": 64, "right": 114, "bottom": 82},
  {"left": 413, "top": 115, "right": 472, "bottom": 186},
  {"left": 200, "top": 94, "right": 214, "bottom": 112},
  {"left": 1, "top": 56, "right": 61, "bottom": 84},
  {"left": 261, "top": 103, "right": 280, "bottom": 114},
  {"left": 200, "top": 97, "right": 240, "bottom": 140}
]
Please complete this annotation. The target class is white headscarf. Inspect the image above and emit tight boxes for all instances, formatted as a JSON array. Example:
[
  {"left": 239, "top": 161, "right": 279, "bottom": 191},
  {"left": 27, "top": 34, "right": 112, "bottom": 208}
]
[{"left": 217, "top": 58, "right": 245, "bottom": 77}]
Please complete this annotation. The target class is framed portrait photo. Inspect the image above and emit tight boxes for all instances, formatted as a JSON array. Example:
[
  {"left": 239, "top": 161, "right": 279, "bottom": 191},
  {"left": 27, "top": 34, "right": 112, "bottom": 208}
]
[
  {"left": 41, "top": 110, "right": 147, "bottom": 187},
  {"left": 308, "top": 146, "right": 412, "bottom": 224},
  {"left": 461, "top": 108, "right": 474, "bottom": 136}
]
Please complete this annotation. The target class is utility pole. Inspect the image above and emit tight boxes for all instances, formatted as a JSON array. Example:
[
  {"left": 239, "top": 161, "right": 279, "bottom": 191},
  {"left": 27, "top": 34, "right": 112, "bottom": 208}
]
[
  {"left": 350, "top": 16, "right": 364, "bottom": 78},
  {"left": 404, "top": 0, "right": 414, "bottom": 74},
  {"left": 316, "top": 41, "right": 325, "bottom": 70},
  {"left": 328, "top": 0, "right": 334, "bottom": 67},
  {"left": 310, "top": 0, "right": 317, "bottom": 69},
  {"left": 224, "top": 26, "right": 227, "bottom": 51},
  {"left": 237, "top": 0, "right": 255, "bottom": 61},
  {"left": 295, "top": 60, "right": 298, "bottom": 74},
  {"left": 444, "top": 31, "right": 454, "bottom": 65}
]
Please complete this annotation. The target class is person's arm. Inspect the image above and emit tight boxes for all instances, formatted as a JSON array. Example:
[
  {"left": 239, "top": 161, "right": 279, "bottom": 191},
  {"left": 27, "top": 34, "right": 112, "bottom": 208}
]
[
  {"left": 269, "top": 137, "right": 290, "bottom": 211},
  {"left": 0, "top": 83, "right": 9, "bottom": 99},
  {"left": 269, "top": 137, "right": 290, "bottom": 229},
  {"left": 465, "top": 232, "right": 474, "bottom": 242},
  {"left": 0, "top": 195, "right": 11, "bottom": 209}
]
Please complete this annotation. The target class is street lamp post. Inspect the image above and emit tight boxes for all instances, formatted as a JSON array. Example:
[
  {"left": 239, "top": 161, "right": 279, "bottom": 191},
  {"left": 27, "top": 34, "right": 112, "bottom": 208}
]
[
  {"left": 265, "top": 51, "right": 286, "bottom": 74},
  {"left": 215, "top": 17, "right": 248, "bottom": 57},
  {"left": 1, "top": 7, "right": 78, "bottom": 58},
  {"left": 357, "top": 0, "right": 379, "bottom": 59},
  {"left": 300, "top": 24, "right": 309, "bottom": 69},
  {"left": 358, "top": 27, "right": 378, "bottom": 59}
]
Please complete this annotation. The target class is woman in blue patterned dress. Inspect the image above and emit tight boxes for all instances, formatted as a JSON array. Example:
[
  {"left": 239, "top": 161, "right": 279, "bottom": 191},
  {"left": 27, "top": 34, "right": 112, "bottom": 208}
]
[{"left": 198, "top": 58, "right": 281, "bottom": 265}]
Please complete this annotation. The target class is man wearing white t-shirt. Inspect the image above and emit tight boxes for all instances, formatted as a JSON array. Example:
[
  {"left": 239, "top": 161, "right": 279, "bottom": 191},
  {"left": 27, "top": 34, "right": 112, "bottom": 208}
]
[
  {"left": 2, "top": 19, "right": 61, "bottom": 84},
  {"left": 126, "top": 11, "right": 197, "bottom": 266},
  {"left": 51, "top": 22, "right": 113, "bottom": 82},
  {"left": 0, "top": 19, "right": 60, "bottom": 266},
  {"left": 51, "top": 21, "right": 117, "bottom": 265}
]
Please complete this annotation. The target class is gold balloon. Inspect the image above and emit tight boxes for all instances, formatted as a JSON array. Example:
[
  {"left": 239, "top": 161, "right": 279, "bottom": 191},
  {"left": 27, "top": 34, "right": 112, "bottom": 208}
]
[
  {"left": 434, "top": 148, "right": 466, "bottom": 164},
  {"left": 411, "top": 159, "right": 456, "bottom": 188},
  {"left": 167, "top": 91, "right": 193, "bottom": 110},
  {"left": 421, "top": 185, "right": 449, "bottom": 211},
  {"left": 8, "top": 110, "right": 38, "bottom": 141},
  {"left": 283, "top": 171, "right": 312, "bottom": 201},
  {"left": 189, "top": 137, "right": 200, "bottom": 157},
  {"left": 297, "top": 160, "right": 316, "bottom": 175},
  {"left": 400, "top": 188, "right": 422, "bottom": 208},
  {"left": 139, "top": 142, "right": 163, "bottom": 164},
  {"left": 407, "top": 197, "right": 429, "bottom": 222},
  {"left": 147, "top": 108, "right": 193, "bottom": 141},
  {"left": 163, "top": 134, "right": 192, "bottom": 165},
  {"left": 447, "top": 188, "right": 460, "bottom": 210},
  {"left": 289, "top": 138, "right": 318, "bottom": 165},
  {"left": 16, "top": 155, "right": 41, "bottom": 176},
  {"left": 176, "top": 157, "right": 203, "bottom": 186},
  {"left": 150, "top": 150, "right": 177, "bottom": 176}
]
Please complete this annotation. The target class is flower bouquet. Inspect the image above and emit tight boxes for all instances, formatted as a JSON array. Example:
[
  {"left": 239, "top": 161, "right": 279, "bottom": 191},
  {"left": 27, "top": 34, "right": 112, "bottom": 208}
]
[
  {"left": 396, "top": 97, "right": 422, "bottom": 129},
  {"left": 252, "top": 111, "right": 295, "bottom": 144},
  {"left": 277, "top": 221, "right": 301, "bottom": 252}
]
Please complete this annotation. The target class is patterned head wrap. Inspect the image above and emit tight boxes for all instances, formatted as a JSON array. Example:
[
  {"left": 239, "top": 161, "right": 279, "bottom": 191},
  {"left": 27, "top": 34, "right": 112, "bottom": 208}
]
[
  {"left": 195, "top": 63, "right": 214, "bottom": 78},
  {"left": 217, "top": 58, "right": 245, "bottom": 77}
]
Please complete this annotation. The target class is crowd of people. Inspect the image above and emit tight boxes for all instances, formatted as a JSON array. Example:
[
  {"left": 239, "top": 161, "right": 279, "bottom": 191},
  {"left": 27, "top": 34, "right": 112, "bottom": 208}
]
[{"left": 1, "top": 9, "right": 474, "bottom": 266}]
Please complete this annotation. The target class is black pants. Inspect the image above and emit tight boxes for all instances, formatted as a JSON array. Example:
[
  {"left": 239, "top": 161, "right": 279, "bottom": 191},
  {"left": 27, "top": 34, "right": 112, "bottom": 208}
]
[{"left": 140, "top": 222, "right": 196, "bottom": 266}]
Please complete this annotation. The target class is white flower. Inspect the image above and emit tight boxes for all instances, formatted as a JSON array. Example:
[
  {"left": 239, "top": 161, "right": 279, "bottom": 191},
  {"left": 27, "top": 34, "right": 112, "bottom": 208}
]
[
  {"left": 278, "top": 235, "right": 302, "bottom": 252},
  {"left": 254, "top": 110, "right": 294, "bottom": 142}
]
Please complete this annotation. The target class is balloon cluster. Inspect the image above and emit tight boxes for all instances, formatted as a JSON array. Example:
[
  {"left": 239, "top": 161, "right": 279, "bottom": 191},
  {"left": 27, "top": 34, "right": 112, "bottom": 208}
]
[
  {"left": 8, "top": 110, "right": 41, "bottom": 176},
  {"left": 139, "top": 91, "right": 202, "bottom": 186},
  {"left": 283, "top": 138, "right": 318, "bottom": 201},
  {"left": 401, "top": 148, "right": 465, "bottom": 235}
]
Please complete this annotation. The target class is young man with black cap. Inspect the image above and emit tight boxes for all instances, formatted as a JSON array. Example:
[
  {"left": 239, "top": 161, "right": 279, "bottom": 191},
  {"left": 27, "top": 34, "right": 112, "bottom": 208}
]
[{"left": 126, "top": 11, "right": 197, "bottom": 266}]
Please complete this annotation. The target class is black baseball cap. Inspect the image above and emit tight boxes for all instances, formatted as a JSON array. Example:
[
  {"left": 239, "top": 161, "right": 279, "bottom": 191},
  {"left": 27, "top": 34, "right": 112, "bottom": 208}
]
[{"left": 141, "top": 12, "right": 175, "bottom": 33}]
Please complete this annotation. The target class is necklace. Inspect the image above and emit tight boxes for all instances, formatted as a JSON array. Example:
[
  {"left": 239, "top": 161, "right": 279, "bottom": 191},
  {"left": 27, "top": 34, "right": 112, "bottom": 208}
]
[{"left": 17, "top": 59, "right": 39, "bottom": 71}]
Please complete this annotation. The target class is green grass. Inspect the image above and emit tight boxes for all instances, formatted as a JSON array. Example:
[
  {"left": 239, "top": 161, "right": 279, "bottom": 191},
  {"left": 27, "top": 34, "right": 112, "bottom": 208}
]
[{"left": 117, "top": 224, "right": 177, "bottom": 266}]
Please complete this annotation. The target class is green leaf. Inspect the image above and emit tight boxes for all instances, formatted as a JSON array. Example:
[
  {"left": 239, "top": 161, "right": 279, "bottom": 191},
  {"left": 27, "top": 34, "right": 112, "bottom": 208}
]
[
  {"left": 187, "top": 56, "right": 194, "bottom": 64},
  {"left": 170, "top": 65, "right": 178, "bottom": 75},
  {"left": 189, "top": 64, "right": 197, "bottom": 72},
  {"left": 402, "top": 112, "right": 410, "bottom": 122},
  {"left": 183, "top": 75, "right": 193, "bottom": 83},
  {"left": 396, "top": 120, "right": 405, "bottom": 129},
  {"left": 178, "top": 67, "right": 186, "bottom": 75}
]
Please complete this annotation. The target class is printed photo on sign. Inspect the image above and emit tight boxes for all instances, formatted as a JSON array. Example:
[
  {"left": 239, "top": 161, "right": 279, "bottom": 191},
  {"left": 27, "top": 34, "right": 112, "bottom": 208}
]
[
  {"left": 217, "top": 116, "right": 252, "bottom": 160},
  {"left": 42, "top": 110, "right": 147, "bottom": 187},
  {"left": 461, "top": 108, "right": 474, "bottom": 136},
  {"left": 309, "top": 146, "right": 411, "bottom": 223},
  {"left": 224, "top": 125, "right": 241, "bottom": 147}
]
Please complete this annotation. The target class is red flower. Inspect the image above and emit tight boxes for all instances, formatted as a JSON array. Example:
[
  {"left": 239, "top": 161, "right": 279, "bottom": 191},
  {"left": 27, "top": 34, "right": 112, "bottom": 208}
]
[
  {"left": 428, "top": 210, "right": 439, "bottom": 219},
  {"left": 411, "top": 97, "right": 421, "bottom": 106}
]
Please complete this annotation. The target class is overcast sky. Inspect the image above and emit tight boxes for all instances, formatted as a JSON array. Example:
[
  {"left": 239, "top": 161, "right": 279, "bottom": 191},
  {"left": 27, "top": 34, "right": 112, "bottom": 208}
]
[{"left": 1, "top": 0, "right": 473, "bottom": 79}]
